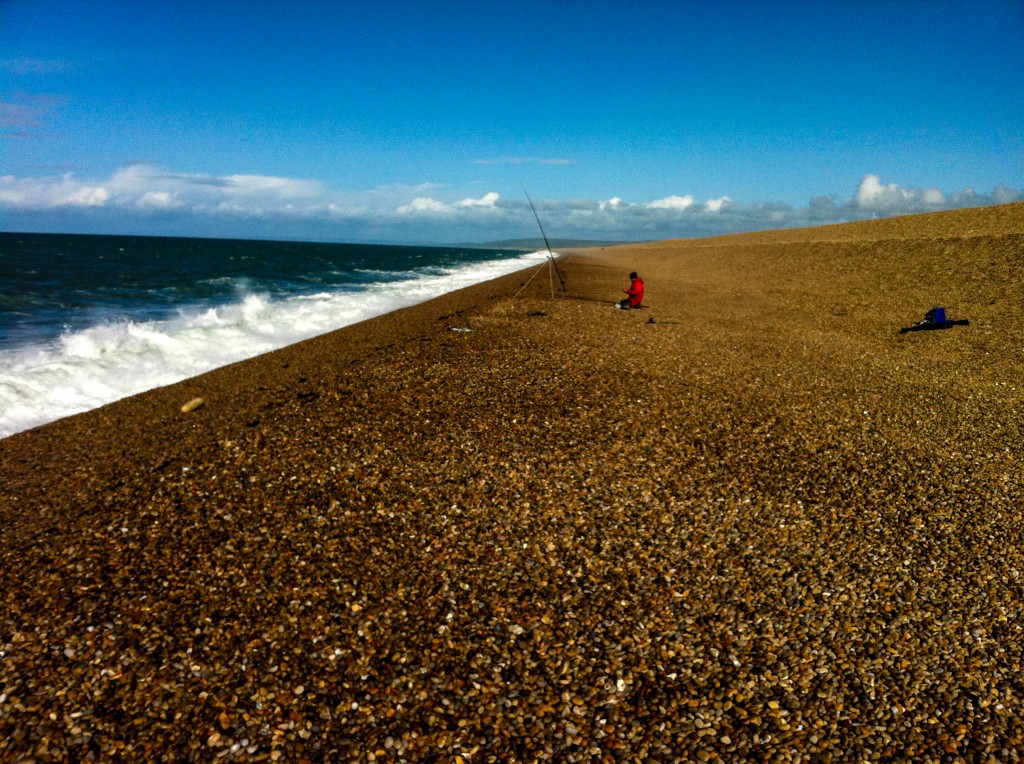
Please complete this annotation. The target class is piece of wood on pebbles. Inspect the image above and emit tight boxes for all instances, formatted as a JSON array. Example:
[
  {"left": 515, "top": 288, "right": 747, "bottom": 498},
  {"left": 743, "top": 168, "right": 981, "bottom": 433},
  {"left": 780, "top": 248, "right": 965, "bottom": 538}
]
[{"left": 180, "top": 397, "right": 205, "bottom": 413}]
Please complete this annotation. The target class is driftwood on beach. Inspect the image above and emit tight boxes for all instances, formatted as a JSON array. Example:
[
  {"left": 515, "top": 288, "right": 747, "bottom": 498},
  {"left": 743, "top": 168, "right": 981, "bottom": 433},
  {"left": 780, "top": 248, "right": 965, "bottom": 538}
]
[{"left": 1, "top": 204, "right": 1022, "bottom": 761}]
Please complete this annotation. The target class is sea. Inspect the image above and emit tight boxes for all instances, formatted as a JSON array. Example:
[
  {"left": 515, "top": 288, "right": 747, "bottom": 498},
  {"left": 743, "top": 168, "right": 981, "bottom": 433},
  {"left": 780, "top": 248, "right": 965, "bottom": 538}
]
[{"left": 0, "top": 232, "right": 548, "bottom": 439}]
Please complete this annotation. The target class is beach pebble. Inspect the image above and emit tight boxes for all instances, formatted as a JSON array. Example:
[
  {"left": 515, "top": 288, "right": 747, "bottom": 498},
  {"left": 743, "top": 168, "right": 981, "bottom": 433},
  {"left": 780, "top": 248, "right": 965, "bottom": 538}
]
[{"left": 1, "top": 204, "right": 1022, "bottom": 761}]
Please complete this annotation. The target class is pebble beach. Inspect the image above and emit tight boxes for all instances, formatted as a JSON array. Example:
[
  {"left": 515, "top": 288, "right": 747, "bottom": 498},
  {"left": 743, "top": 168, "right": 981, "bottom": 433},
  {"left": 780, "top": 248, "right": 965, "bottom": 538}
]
[{"left": 2, "top": 203, "right": 1022, "bottom": 761}]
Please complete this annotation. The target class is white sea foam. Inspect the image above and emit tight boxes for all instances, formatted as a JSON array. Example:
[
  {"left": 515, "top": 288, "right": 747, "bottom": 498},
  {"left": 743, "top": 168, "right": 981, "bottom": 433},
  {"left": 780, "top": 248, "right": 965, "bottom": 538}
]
[{"left": 0, "top": 250, "right": 550, "bottom": 439}]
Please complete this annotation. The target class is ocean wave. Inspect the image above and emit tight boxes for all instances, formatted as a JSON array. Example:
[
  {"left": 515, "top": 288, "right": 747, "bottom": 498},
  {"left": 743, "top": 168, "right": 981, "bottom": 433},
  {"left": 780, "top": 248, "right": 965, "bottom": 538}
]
[{"left": 0, "top": 250, "right": 550, "bottom": 439}]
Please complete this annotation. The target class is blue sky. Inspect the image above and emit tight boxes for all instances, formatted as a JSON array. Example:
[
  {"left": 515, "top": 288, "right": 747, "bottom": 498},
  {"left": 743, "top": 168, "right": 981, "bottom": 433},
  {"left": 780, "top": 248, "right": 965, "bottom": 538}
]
[{"left": 2, "top": 0, "right": 1022, "bottom": 244}]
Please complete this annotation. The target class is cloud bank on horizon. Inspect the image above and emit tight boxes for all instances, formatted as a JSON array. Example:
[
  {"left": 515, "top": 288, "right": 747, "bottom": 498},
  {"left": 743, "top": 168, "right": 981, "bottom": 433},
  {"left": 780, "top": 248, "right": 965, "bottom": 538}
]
[
  {"left": 3, "top": 1, "right": 1022, "bottom": 245},
  {"left": 1, "top": 164, "right": 1020, "bottom": 244}
]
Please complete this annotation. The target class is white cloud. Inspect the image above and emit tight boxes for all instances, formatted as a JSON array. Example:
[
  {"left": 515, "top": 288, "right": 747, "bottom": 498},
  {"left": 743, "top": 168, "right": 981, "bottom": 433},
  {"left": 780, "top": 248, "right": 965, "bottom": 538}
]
[
  {"left": 856, "top": 174, "right": 912, "bottom": 208},
  {"left": 703, "top": 196, "right": 732, "bottom": 213},
  {"left": 457, "top": 192, "right": 500, "bottom": 208},
  {"left": 136, "top": 190, "right": 176, "bottom": 209},
  {"left": 646, "top": 195, "right": 694, "bottom": 210},
  {"left": 68, "top": 185, "right": 110, "bottom": 206},
  {"left": 397, "top": 197, "right": 448, "bottom": 214},
  {"left": 398, "top": 191, "right": 501, "bottom": 214},
  {"left": 1, "top": 165, "right": 1020, "bottom": 243},
  {"left": 0, "top": 164, "right": 327, "bottom": 213},
  {"left": 854, "top": 173, "right": 948, "bottom": 212},
  {"left": 219, "top": 173, "right": 322, "bottom": 199},
  {"left": 0, "top": 172, "right": 109, "bottom": 207}
]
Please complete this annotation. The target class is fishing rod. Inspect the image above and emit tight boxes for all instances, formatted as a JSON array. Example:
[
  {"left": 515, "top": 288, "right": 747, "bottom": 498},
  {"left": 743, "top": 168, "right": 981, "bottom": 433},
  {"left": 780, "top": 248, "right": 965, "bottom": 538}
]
[{"left": 524, "top": 189, "right": 567, "bottom": 294}]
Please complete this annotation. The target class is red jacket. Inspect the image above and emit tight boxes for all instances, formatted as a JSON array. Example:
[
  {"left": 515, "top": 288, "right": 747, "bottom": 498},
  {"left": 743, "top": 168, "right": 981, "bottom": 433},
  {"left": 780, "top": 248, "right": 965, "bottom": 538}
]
[{"left": 625, "top": 276, "right": 645, "bottom": 309}]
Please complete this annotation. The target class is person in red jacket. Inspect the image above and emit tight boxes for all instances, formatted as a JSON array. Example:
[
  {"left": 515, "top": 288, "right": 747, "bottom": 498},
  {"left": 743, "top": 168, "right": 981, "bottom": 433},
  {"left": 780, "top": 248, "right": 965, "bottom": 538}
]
[{"left": 618, "top": 272, "right": 645, "bottom": 309}]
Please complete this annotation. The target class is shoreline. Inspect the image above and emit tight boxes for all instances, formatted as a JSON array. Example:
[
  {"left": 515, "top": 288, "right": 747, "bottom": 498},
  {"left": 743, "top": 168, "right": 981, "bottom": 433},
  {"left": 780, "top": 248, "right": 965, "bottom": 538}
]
[
  {"left": 2, "top": 204, "right": 1022, "bottom": 760},
  {"left": 0, "top": 245, "right": 552, "bottom": 441}
]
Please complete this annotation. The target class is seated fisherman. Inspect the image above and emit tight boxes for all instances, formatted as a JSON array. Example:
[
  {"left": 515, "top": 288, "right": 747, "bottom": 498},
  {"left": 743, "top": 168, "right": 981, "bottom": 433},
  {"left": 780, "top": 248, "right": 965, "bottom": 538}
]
[{"left": 618, "top": 272, "right": 645, "bottom": 310}]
